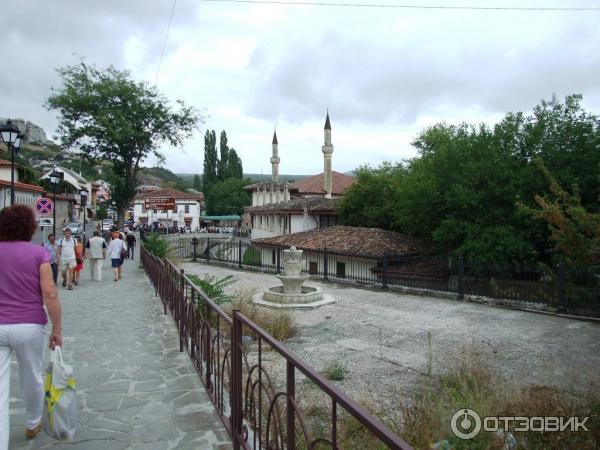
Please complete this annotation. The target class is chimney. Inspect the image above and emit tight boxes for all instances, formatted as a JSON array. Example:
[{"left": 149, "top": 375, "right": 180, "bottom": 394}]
[
  {"left": 270, "top": 129, "right": 280, "bottom": 183},
  {"left": 322, "top": 111, "right": 334, "bottom": 198}
]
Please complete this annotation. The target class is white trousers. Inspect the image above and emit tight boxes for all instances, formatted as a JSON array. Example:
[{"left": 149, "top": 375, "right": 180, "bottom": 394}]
[
  {"left": 0, "top": 324, "right": 46, "bottom": 450},
  {"left": 89, "top": 258, "right": 103, "bottom": 281}
]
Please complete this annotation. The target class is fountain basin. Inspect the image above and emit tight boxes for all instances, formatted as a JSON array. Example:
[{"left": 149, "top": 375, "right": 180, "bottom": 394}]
[{"left": 264, "top": 285, "right": 323, "bottom": 304}]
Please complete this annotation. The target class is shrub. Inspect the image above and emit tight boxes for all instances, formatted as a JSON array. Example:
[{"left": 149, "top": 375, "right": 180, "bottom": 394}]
[
  {"left": 188, "top": 274, "right": 235, "bottom": 305},
  {"left": 242, "top": 246, "right": 262, "bottom": 266},
  {"left": 321, "top": 359, "right": 347, "bottom": 381},
  {"left": 143, "top": 233, "right": 172, "bottom": 258}
]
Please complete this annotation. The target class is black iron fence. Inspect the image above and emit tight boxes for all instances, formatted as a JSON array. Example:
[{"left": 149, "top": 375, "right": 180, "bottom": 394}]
[
  {"left": 141, "top": 245, "right": 413, "bottom": 450},
  {"left": 168, "top": 236, "right": 600, "bottom": 316}
]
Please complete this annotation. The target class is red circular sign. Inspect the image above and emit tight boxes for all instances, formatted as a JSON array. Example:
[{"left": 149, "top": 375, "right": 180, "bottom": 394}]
[{"left": 35, "top": 198, "right": 54, "bottom": 217}]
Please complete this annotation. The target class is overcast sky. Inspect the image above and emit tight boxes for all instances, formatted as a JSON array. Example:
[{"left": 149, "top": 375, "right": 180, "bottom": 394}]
[{"left": 2, "top": 0, "right": 599, "bottom": 175}]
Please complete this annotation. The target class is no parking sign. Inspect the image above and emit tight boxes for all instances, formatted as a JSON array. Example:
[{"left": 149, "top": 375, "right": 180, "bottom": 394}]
[{"left": 35, "top": 197, "right": 54, "bottom": 217}]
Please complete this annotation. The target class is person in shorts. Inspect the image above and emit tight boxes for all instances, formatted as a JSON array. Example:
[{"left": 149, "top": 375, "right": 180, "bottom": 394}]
[
  {"left": 107, "top": 232, "right": 126, "bottom": 282},
  {"left": 57, "top": 228, "right": 78, "bottom": 290}
]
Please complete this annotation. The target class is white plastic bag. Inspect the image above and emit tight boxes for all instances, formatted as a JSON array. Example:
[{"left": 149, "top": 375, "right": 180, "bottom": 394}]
[{"left": 42, "top": 346, "right": 78, "bottom": 440}]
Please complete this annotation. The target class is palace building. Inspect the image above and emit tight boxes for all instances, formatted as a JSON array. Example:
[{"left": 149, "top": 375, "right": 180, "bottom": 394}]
[{"left": 244, "top": 113, "right": 355, "bottom": 239}]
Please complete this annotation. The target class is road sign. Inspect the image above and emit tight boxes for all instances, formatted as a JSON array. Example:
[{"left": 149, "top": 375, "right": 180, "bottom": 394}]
[
  {"left": 144, "top": 197, "right": 175, "bottom": 210},
  {"left": 37, "top": 217, "right": 54, "bottom": 227},
  {"left": 35, "top": 198, "right": 54, "bottom": 217}
]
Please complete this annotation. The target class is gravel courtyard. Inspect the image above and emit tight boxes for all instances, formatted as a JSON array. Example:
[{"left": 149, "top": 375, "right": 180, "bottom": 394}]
[{"left": 183, "top": 261, "right": 600, "bottom": 409}]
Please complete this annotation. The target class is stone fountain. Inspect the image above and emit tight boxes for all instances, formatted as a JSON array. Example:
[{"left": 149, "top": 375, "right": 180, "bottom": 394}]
[{"left": 253, "top": 246, "right": 335, "bottom": 309}]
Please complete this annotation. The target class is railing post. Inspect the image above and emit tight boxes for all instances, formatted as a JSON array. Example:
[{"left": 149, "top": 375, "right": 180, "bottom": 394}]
[
  {"left": 231, "top": 310, "right": 243, "bottom": 450},
  {"left": 192, "top": 237, "right": 198, "bottom": 262},
  {"left": 558, "top": 261, "right": 567, "bottom": 312},
  {"left": 206, "top": 237, "right": 210, "bottom": 263},
  {"left": 382, "top": 254, "right": 389, "bottom": 290},
  {"left": 179, "top": 269, "right": 185, "bottom": 353},
  {"left": 238, "top": 240, "right": 243, "bottom": 268},
  {"left": 276, "top": 245, "right": 281, "bottom": 274},
  {"left": 323, "top": 247, "right": 329, "bottom": 281},
  {"left": 287, "top": 361, "right": 296, "bottom": 450},
  {"left": 457, "top": 255, "right": 465, "bottom": 300}
]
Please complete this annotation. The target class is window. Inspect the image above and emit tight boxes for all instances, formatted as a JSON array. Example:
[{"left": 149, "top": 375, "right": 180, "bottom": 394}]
[
  {"left": 309, "top": 261, "right": 318, "bottom": 275},
  {"left": 320, "top": 214, "right": 339, "bottom": 229},
  {"left": 184, "top": 205, "right": 190, "bottom": 214},
  {"left": 272, "top": 250, "right": 276, "bottom": 265}
]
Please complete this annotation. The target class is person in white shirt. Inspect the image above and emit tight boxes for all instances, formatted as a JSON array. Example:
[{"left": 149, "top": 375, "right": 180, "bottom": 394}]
[
  {"left": 57, "top": 228, "right": 78, "bottom": 290},
  {"left": 86, "top": 231, "right": 107, "bottom": 281},
  {"left": 107, "top": 232, "right": 126, "bottom": 282}
]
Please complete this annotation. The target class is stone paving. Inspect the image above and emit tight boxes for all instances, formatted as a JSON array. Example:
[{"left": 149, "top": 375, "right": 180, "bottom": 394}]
[{"left": 9, "top": 247, "right": 232, "bottom": 450}]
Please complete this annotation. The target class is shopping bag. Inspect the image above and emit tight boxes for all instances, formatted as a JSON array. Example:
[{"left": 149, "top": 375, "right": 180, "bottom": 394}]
[{"left": 42, "top": 346, "right": 78, "bottom": 440}]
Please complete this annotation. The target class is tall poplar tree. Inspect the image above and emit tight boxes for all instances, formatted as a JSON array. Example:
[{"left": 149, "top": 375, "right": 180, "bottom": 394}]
[
  {"left": 218, "top": 130, "right": 230, "bottom": 181},
  {"left": 203, "top": 130, "right": 218, "bottom": 190}
]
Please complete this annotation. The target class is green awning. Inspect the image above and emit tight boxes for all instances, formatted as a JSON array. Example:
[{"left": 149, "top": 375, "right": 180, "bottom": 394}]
[{"left": 200, "top": 215, "right": 242, "bottom": 221}]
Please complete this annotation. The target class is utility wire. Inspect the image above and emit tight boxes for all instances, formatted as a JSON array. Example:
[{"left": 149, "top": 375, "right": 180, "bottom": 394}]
[
  {"left": 201, "top": 0, "right": 600, "bottom": 11},
  {"left": 155, "top": 0, "right": 178, "bottom": 84}
]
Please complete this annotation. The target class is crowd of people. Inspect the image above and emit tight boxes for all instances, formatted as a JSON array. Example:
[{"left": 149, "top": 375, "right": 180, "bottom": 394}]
[{"left": 43, "top": 222, "right": 137, "bottom": 287}]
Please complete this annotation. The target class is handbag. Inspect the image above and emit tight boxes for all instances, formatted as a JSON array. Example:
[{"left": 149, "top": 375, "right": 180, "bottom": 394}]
[{"left": 43, "top": 346, "right": 78, "bottom": 440}]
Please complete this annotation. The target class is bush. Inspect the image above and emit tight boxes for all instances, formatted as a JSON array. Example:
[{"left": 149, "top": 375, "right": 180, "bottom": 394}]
[
  {"left": 143, "top": 233, "right": 172, "bottom": 258},
  {"left": 188, "top": 274, "right": 235, "bottom": 305},
  {"left": 242, "top": 246, "right": 261, "bottom": 266}
]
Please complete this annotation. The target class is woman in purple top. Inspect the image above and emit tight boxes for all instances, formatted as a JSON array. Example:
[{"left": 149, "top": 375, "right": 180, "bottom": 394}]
[{"left": 0, "top": 205, "right": 63, "bottom": 448}]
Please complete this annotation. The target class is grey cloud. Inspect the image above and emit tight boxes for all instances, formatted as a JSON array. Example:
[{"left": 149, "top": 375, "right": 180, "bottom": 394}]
[{"left": 245, "top": 18, "right": 600, "bottom": 125}]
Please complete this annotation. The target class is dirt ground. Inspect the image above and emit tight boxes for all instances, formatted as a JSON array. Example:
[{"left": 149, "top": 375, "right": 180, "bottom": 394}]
[{"left": 183, "top": 261, "right": 600, "bottom": 411}]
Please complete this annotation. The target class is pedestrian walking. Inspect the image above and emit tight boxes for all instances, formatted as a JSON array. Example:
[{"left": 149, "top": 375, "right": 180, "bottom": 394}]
[
  {"left": 57, "top": 228, "right": 78, "bottom": 290},
  {"left": 86, "top": 230, "right": 107, "bottom": 281},
  {"left": 42, "top": 234, "right": 59, "bottom": 284},
  {"left": 73, "top": 235, "right": 85, "bottom": 286},
  {"left": 108, "top": 231, "right": 126, "bottom": 282},
  {"left": 0, "top": 204, "right": 63, "bottom": 449},
  {"left": 126, "top": 232, "right": 136, "bottom": 260}
]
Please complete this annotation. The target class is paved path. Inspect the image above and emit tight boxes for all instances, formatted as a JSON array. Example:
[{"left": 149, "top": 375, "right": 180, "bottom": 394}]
[{"left": 9, "top": 247, "right": 231, "bottom": 450}]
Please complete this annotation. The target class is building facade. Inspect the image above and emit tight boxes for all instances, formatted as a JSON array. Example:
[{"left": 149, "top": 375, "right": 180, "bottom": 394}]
[
  {"left": 134, "top": 187, "right": 203, "bottom": 230},
  {"left": 244, "top": 113, "right": 355, "bottom": 239}
]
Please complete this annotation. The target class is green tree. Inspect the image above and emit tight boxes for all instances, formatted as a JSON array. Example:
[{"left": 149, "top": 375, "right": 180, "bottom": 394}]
[
  {"left": 205, "top": 177, "right": 252, "bottom": 215},
  {"left": 203, "top": 130, "right": 218, "bottom": 190},
  {"left": 528, "top": 161, "right": 600, "bottom": 268},
  {"left": 47, "top": 61, "right": 200, "bottom": 227},
  {"left": 193, "top": 174, "right": 202, "bottom": 191},
  {"left": 228, "top": 148, "right": 244, "bottom": 179},
  {"left": 218, "top": 130, "right": 230, "bottom": 181}
]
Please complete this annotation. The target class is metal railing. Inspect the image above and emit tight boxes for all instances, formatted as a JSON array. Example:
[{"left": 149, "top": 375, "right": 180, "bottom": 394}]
[
  {"left": 141, "top": 245, "right": 413, "bottom": 450},
  {"left": 167, "top": 236, "right": 600, "bottom": 316}
]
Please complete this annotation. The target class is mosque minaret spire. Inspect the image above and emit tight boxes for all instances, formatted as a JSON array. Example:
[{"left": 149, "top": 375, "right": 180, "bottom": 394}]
[
  {"left": 322, "top": 110, "right": 334, "bottom": 198},
  {"left": 270, "top": 128, "right": 280, "bottom": 183}
]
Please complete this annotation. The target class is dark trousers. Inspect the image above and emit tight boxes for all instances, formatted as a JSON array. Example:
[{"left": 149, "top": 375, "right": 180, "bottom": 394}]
[
  {"left": 51, "top": 263, "right": 58, "bottom": 284},
  {"left": 128, "top": 245, "right": 135, "bottom": 259}
]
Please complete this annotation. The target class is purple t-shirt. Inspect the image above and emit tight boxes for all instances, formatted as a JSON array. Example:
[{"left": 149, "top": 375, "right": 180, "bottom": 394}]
[{"left": 0, "top": 241, "right": 50, "bottom": 325}]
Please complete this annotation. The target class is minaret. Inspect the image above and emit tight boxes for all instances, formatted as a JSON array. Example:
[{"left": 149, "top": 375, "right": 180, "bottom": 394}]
[
  {"left": 270, "top": 129, "right": 280, "bottom": 184},
  {"left": 322, "top": 111, "right": 334, "bottom": 198}
]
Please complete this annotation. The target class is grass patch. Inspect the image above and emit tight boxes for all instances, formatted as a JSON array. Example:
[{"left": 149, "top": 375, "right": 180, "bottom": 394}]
[
  {"left": 321, "top": 359, "right": 347, "bottom": 381},
  {"left": 229, "top": 293, "right": 295, "bottom": 341}
]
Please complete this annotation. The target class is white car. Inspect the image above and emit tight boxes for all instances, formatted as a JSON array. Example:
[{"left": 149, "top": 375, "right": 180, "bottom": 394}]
[{"left": 101, "top": 219, "right": 114, "bottom": 231}]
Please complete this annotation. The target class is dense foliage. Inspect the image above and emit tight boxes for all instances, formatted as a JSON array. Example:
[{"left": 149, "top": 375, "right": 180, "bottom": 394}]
[
  {"left": 205, "top": 177, "right": 253, "bottom": 215},
  {"left": 339, "top": 95, "right": 600, "bottom": 264},
  {"left": 47, "top": 61, "right": 201, "bottom": 226},
  {"left": 203, "top": 129, "right": 243, "bottom": 193}
]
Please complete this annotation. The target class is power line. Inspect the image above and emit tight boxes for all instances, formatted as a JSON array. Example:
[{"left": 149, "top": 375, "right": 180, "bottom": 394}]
[
  {"left": 155, "top": 0, "right": 178, "bottom": 84},
  {"left": 200, "top": 0, "right": 600, "bottom": 11}
]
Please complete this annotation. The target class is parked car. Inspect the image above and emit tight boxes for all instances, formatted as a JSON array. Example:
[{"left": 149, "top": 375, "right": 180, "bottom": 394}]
[
  {"left": 101, "top": 219, "right": 114, "bottom": 231},
  {"left": 65, "top": 222, "right": 84, "bottom": 235}
]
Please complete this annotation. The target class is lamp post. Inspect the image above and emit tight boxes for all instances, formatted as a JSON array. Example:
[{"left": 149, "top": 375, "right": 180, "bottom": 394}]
[
  {"left": 0, "top": 119, "right": 24, "bottom": 205},
  {"left": 48, "top": 169, "right": 64, "bottom": 237},
  {"left": 79, "top": 188, "right": 88, "bottom": 241}
]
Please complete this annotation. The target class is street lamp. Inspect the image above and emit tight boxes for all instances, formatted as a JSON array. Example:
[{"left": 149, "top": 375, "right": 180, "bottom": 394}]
[
  {"left": 49, "top": 169, "right": 64, "bottom": 237},
  {"left": 0, "top": 119, "right": 24, "bottom": 205},
  {"left": 79, "top": 188, "right": 88, "bottom": 240}
]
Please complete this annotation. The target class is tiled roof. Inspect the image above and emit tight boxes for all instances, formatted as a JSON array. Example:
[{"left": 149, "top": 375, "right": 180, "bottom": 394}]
[
  {"left": 243, "top": 181, "right": 288, "bottom": 191},
  {"left": 253, "top": 225, "right": 428, "bottom": 258},
  {"left": 0, "top": 159, "right": 22, "bottom": 169},
  {"left": 246, "top": 196, "right": 339, "bottom": 213},
  {"left": 0, "top": 179, "right": 45, "bottom": 193},
  {"left": 289, "top": 171, "right": 355, "bottom": 195},
  {"left": 135, "top": 187, "right": 200, "bottom": 201}
]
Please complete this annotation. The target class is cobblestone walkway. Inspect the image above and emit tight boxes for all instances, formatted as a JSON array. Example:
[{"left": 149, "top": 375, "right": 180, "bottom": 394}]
[{"left": 9, "top": 247, "right": 231, "bottom": 450}]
